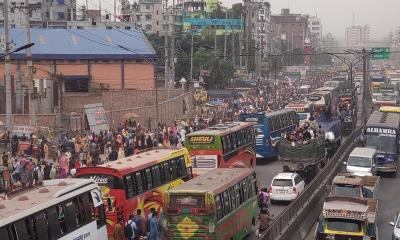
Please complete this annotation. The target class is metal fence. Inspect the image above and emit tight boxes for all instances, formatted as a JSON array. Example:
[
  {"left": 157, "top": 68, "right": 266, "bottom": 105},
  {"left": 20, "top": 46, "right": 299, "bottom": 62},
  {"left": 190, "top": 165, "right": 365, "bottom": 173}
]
[{"left": 261, "top": 127, "right": 362, "bottom": 240}]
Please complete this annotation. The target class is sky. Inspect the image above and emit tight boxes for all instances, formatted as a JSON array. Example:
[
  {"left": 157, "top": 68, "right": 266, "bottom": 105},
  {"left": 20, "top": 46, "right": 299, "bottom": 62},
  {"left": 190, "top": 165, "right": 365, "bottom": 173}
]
[{"left": 220, "top": 0, "right": 400, "bottom": 39}]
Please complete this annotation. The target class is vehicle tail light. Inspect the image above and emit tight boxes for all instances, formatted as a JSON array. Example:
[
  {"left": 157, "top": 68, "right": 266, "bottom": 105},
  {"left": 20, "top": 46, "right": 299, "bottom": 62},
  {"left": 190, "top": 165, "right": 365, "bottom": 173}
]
[{"left": 292, "top": 187, "right": 297, "bottom": 193}]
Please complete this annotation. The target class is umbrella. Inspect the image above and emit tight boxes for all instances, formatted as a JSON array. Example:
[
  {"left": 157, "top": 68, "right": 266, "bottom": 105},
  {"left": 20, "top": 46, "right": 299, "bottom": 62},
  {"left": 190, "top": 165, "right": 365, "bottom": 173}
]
[{"left": 123, "top": 113, "right": 140, "bottom": 119}]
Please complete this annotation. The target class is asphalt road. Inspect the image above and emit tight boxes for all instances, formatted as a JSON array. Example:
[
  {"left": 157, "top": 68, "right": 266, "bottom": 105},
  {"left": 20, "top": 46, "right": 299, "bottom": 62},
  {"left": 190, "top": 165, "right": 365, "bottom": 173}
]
[{"left": 376, "top": 172, "right": 398, "bottom": 239}]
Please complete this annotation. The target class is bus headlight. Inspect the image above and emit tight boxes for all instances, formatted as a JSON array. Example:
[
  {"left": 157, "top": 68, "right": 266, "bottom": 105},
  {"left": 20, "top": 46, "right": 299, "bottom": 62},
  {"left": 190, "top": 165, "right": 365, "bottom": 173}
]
[{"left": 208, "top": 223, "right": 215, "bottom": 233}]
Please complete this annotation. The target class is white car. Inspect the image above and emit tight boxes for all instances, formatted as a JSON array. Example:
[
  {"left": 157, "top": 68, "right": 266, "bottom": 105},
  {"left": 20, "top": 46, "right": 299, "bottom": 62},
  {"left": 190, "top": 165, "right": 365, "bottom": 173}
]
[
  {"left": 269, "top": 172, "right": 305, "bottom": 203},
  {"left": 390, "top": 211, "right": 400, "bottom": 240}
]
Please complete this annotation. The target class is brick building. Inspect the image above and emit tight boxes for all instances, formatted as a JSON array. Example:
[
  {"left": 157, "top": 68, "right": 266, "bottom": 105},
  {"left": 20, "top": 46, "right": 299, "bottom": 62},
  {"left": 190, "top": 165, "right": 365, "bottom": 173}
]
[
  {"left": 0, "top": 28, "right": 157, "bottom": 115},
  {"left": 271, "top": 8, "right": 309, "bottom": 51}
]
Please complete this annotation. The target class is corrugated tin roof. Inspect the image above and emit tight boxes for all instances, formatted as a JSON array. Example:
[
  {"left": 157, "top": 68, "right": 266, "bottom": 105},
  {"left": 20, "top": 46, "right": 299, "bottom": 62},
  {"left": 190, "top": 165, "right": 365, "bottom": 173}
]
[{"left": 0, "top": 28, "right": 157, "bottom": 60}]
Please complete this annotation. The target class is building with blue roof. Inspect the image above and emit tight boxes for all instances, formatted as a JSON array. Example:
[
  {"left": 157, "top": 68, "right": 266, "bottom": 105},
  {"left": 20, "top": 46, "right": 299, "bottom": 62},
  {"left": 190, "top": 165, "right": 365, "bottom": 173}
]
[{"left": 0, "top": 28, "right": 158, "bottom": 114}]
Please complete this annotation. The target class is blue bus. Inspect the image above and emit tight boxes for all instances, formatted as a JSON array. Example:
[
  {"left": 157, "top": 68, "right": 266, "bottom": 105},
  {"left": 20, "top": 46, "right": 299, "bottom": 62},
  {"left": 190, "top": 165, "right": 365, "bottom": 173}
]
[
  {"left": 363, "top": 111, "right": 400, "bottom": 174},
  {"left": 239, "top": 109, "right": 297, "bottom": 159}
]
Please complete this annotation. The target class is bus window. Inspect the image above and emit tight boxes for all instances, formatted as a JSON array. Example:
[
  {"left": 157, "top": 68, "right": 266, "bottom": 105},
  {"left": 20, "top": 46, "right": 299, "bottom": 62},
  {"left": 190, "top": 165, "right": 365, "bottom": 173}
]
[
  {"left": 14, "top": 219, "right": 30, "bottom": 239},
  {"left": 229, "top": 187, "right": 236, "bottom": 209},
  {"left": 177, "top": 157, "right": 187, "bottom": 177},
  {"left": 96, "top": 205, "right": 106, "bottom": 229},
  {"left": 145, "top": 168, "right": 153, "bottom": 190},
  {"left": 0, "top": 227, "right": 10, "bottom": 240},
  {"left": 135, "top": 172, "right": 144, "bottom": 194},
  {"left": 153, "top": 165, "right": 162, "bottom": 187},
  {"left": 65, "top": 200, "right": 78, "bottom": 230},
  {"left": 170, "top": 159, "right": 177, "bottom": 180},
  {"left": 46, "top": 207, "right": 62, "bottom": 239},
  {"left": 234, "top": 184, "right": 241, "bottom": 207},
  {"left": 242, "top": 180, "right": 248, "bottom": 202},
  {"left": 215, "top": 195, "right": 223, "bottom": 220},
  {"left": 56, "top": 204, "right": 68, "bottom": 234},
  {"left": 34, "top": 212, "right": 50, "bottom": 240},
  {"left": 222, "top": 191, "right": 231, "bottom": 216},
  {"left": 124, "top": 174, "right": 135, "bottom": 198},
  {"left": 162, "top": 162, "right": 171, "bottom": 183}
]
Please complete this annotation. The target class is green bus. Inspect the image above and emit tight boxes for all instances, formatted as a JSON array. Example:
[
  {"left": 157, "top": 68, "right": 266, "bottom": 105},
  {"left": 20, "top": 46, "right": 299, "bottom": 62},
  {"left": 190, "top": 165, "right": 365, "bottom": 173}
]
[{"left": 164, "top": 168, "right": 258, "bottom": 239}]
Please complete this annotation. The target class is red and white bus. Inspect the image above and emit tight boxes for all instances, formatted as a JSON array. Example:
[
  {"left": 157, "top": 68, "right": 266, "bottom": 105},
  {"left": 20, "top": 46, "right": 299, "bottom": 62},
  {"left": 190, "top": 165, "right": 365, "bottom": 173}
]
[
  {"left": 75, "top": 148, "right": 192, "bottom": 238},
  {"left": 185, "top": 122, "right": 256, "bottom": 176}
]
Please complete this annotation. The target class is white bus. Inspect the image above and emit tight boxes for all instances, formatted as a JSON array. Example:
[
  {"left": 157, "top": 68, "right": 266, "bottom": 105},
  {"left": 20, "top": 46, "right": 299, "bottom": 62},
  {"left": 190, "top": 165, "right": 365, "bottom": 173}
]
[{"left": 0, "top": 179, "right": 107, "bottom": 240}]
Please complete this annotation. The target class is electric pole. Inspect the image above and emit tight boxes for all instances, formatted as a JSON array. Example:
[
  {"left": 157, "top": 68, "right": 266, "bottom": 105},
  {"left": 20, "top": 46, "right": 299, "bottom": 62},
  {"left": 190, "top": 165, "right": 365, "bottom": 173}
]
[
  {"left": 25, "top": 0, "right": 36, "bottom": 126},
  {"left": 190, "top": 31, "right": 194, "bottom": 83},
  {"left": 4, "top": 0, "right": 12, "bottom": 131},
  {"left": 239, "top": 14, "right": 243, "bottom": 70},
  {"left": 164, "top": 0, "right": 169, "bottom": 89},
  {"left": 362, "top": 48, "right": 367, "bottom": 126},
  {"left": 170, "top": 0, "right": 175, "bottom": 90},
  {"left": 223, "top": 10, "right": 227, "bottom": 61}
]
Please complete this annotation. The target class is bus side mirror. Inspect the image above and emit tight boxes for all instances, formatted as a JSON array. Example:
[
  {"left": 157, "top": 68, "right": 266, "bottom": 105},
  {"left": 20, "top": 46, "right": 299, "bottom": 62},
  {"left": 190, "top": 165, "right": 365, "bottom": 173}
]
[{"left": 389, "top": 222, "right": 395, "bottom": 226}]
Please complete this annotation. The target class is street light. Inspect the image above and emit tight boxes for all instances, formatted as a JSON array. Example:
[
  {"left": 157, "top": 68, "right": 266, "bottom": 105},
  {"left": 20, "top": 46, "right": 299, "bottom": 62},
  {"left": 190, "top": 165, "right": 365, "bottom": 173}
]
[{"left": 1, "top": 42, "right": 35, "bottom": 58}]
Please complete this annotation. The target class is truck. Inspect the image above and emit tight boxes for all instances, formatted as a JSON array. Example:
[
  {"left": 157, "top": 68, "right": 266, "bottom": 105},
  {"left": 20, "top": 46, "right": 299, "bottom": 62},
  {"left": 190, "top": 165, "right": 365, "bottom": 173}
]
[
  {"left": 278, "top": 133, "right": 327, "bottom": 183},
  {"left": 316, "top": 196, "right": 378, "bottom": 240},
  {"left": 330, "top": 174, "right": 380, "bottom": 199}
]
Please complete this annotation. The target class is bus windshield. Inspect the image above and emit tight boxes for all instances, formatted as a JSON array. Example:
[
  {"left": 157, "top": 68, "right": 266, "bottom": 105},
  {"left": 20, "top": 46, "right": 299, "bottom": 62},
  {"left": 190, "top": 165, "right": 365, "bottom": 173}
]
[
  {"left": 347, "top": 156, "right": 371, "bottom": 168},
  {"left": 332, "top": 184, "right": 361, "bottom": 198},
  {"left": 326, "top": 219, "right": 362, "bottom": 232},
  {"left": 365, "top": 134, "right": 397, "bottom": 154},
  {"left": 170, "top": 194, "right": 205, "bottom": 208}
]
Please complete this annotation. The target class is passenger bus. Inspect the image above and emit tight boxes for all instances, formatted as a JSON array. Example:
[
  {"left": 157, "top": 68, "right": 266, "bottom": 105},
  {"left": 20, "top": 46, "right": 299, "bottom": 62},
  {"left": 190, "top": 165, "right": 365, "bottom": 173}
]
[
  {"left": 165, "top": 168, "right": 258, "bottom": 239},
  {"left": 285, "top": 101, "right": 312, "bottom": 125},
  {"left": 363, "top": 111, "right": 400, "bottom": 174},
  {"left": 307, "top": 90, "right": 332, "bottom": 113},
  {"left": 239, "top": 109, "right": 297, "bottom": 159},
  {"left": 185, "top": 122, "right": 256, "bottom": 173},
  {"left": 0, "top": 179, "right": 107, "bottom": 240},
  {"left": 379, "top": 106, "right": 400, "bottom": 114},
  {"left": 75, "top": 148, "right": 192, "bottom": 237}
]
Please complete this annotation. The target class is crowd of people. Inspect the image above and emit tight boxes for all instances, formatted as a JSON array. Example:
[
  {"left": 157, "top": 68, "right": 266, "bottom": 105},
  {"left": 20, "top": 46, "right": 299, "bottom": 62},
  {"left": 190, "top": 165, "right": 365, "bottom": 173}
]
[
  {"left": 284, "top": 118, "right": 323, "bottom": 145},
  {"left": 0, "top": 117, "right": 210, "bottom": 193},
  {"left": 232, "top": 75, "right": 328, "bottom": 117}
]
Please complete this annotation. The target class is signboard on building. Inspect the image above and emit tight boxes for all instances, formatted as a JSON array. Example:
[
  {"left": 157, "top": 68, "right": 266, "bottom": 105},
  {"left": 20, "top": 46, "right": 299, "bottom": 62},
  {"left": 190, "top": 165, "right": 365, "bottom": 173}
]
[{"left": 84, "top": 103, "right": 109, "bottom": 134}]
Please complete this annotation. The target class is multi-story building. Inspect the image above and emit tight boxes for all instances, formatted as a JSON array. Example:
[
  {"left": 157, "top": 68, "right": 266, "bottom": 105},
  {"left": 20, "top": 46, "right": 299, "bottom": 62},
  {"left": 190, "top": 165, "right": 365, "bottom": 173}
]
[
  {"left": 322, "top": 32, "right": 339, "bottom": 49},
  {"left": 118, "top": 0, "right": 163, "bottom": 34},
  {"left": 0, "top": 0, "right": 76, "bottom": 28},
  {"left": 308, "top": 15, "right": 322, "bottom": 47},
  {"left": 345, "top": 25, "right": 370, "bottom": 48},
  {"left": 271, "top": 8, "right": 309, "bottom": 51}
]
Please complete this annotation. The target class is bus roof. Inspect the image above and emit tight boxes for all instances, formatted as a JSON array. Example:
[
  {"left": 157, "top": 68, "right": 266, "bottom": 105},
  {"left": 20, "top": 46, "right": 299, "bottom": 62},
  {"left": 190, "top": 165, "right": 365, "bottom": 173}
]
[
  {"left": 77, "top": 148, "right": 188, "bottom": 175},
  {"left": 168, "top": 168, "right": 253, "bottom": 194},
  {"left": 0, "top": 179, "right": 96, "bottom": 225},
  {"left": 379, "top": 106, "right": 400, "bottom": 113},
  {"left": 264, "top": 109, "right": 295, "bottom": 118},
  {"left": 366, "top": 111, "right": 400, "bottom": 129},
  {"left": 187, "top": 122, "right": 253, "bottom": 137}
]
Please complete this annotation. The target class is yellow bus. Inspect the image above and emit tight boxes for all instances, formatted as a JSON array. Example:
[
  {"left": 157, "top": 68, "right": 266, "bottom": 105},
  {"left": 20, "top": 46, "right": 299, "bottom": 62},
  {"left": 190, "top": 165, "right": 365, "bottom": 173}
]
[
  {"left": 165, "top": 168, "right": 258, "bottom": 239},
  {"left": 76, "top": 148, "right": 193, "bottom": 238},
  {"left": 379, "top": 106, "right": 400, "bottom": 113}
]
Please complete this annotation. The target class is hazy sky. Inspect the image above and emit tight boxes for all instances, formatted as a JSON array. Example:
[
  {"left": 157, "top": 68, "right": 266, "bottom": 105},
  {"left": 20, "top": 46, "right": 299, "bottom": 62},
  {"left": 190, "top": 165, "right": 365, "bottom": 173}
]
[{"left": 221, "top": 0, "right": 400, "bottom": 39}]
